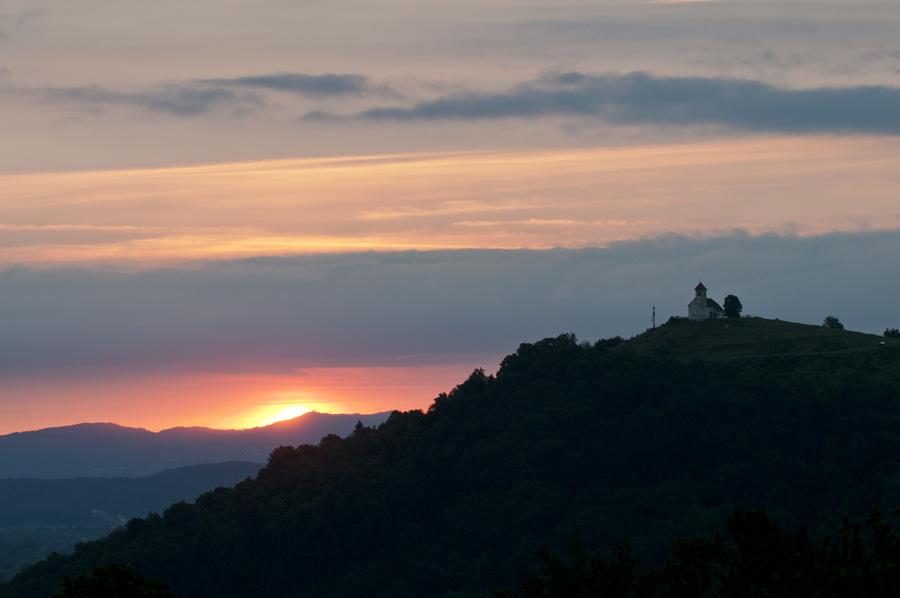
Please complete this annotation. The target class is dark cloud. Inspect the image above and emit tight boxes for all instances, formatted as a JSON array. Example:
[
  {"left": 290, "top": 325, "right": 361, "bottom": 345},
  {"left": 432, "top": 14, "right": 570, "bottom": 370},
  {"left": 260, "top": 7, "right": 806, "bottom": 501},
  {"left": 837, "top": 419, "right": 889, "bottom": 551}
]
[
  {"left": 347, "top": 71, "right": 900, "bottom": 134},
  {"left": 298, "top": 110, "right": 345, "bottom": 122},
  {"left": 2, "top": 230, "right": 899, "bottom": 376},
  {"left": 39, "top": 84, "right": 245, "bottom": 116},
  {"left": 26, "top": 72, "right": 375, "bottom": 118},
  {"left": 200, "top": 73, "right": 370, "bottom": 97}
]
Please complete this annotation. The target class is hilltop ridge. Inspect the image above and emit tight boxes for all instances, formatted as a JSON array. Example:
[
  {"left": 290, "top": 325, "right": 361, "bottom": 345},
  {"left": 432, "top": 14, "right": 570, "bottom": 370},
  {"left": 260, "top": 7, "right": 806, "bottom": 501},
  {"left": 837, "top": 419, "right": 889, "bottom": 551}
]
[{"left": 622, "top": 316, "right": 893, "bottom": 361}]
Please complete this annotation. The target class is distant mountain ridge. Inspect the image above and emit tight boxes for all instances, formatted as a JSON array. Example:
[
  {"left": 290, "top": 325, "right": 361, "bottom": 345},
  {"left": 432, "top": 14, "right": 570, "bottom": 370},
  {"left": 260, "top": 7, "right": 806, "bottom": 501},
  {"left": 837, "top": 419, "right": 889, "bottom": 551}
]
[{"left": 0, "top": 411, "right": 391, "bottom": 479}]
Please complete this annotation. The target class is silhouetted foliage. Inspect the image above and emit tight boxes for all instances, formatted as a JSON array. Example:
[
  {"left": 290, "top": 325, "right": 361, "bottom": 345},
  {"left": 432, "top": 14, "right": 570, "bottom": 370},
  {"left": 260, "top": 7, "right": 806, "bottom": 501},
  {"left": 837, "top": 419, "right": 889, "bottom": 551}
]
[
  {"left": 51, "top": 563, "right": 173, "bottom": 598},
  {"left": 498, "top": 508, "right": 900, "bottom": 597},
  {"left": 494, "top": 536, "right": 641, "bottom": 598},
  {"left": 723, "top": 295, "right": 742, "bottom": 319},
  {"left": 595, "top": 335, "right": 624, "bottom": 349},
  {"left": 823, "top": 315, "right": 844, "bottom": 329},
  {"left": 884, "top": 328, "right": 900, "bottom": 338}
]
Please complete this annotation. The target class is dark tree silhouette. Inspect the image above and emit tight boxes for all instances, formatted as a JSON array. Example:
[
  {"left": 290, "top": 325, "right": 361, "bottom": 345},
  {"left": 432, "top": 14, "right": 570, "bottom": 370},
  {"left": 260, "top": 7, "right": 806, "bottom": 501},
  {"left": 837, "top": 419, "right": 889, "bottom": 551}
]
[
  {"left": 51, "top": 563, "right": 174, "bottom": 598},
  {"left": 499, "top": 509, "right": 900, "bottom": 597},
  {"left": 884, "top": 328, "right": 900, "bottom": 338},
  {"left": 823, "top": 316, "right": 844, "bottom": 330},
  {"left": 723, "top": 295, "right": 742, "bottom": 319},
  {"left": 493, "top": 536, "right": 641, "bottom": 598}
]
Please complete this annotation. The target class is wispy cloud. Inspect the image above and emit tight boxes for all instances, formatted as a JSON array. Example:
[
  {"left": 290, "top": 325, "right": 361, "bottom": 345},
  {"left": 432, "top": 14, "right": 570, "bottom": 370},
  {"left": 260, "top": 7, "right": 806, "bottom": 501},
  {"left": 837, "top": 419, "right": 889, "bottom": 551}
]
[
  {"left": 356, "top": 199, "right": 545, "bottom": 221},
  {"left": 12, "top": 72, "right": 380, "bottom": 118},
  {"left": 3, "top": 138, "right": 899, "bottom": 265},
  {"left": 37, "top": 83, "right": 250, "bottom": 116},
  {"left": 335, "top": 71, "right": 900, "bottom": 134},
  {"left": 199, "top": 73, "right": 372, "bottom": 97},
  {"left": 0, "top": 224, "right": 164, "bottom": 232}
]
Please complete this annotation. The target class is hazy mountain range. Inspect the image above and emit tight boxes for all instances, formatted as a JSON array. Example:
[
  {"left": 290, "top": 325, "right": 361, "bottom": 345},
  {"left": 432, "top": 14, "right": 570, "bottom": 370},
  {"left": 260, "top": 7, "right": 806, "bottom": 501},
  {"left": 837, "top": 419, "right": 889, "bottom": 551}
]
[{"left": 0, "top": 411, "right": 391, "bottom": 479}]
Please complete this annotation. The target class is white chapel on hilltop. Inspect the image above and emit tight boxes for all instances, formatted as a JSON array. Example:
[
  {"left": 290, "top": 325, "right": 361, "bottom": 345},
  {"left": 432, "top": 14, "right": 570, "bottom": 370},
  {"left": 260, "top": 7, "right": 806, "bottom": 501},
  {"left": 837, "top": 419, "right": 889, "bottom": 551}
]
[{"left": 688, "top": 282, "right": 725, "bottom": 321}]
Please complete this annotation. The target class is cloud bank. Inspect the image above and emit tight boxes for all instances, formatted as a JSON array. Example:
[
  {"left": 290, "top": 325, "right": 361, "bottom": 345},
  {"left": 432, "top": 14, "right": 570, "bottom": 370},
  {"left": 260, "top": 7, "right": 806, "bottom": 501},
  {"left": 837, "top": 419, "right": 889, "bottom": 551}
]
[
  {"left": 16, "top": 69, "right": 900, "bottom": 135},
  {"left": 2, "top": 231, "right": 898, "bottom": 378}
]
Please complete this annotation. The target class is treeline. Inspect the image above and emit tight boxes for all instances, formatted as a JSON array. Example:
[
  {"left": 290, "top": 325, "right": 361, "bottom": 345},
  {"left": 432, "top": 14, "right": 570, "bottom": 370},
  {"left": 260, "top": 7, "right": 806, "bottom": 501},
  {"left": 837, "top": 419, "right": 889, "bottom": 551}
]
[
  {"left": 4, "top": 325, "right": 900, "bottom": 597},
  {"left": 499, "top": 508, "right": 900, "bottom": 597}
]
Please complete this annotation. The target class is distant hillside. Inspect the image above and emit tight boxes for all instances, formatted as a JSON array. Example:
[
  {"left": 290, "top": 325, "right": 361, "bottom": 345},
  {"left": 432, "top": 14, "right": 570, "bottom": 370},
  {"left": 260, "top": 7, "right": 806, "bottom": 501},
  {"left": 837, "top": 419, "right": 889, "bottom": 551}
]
[
  {"left": 0, "top": 462, "right": 264, "bottom": 527},
  {"left": 0, "top": 462, "right": 262, "bottom": 582},
  {"left": 0, "top": 411, "right": 391, "bottom": 478},
  {"left": 5, "top": 319, "right": 900, "bottom": 598}
]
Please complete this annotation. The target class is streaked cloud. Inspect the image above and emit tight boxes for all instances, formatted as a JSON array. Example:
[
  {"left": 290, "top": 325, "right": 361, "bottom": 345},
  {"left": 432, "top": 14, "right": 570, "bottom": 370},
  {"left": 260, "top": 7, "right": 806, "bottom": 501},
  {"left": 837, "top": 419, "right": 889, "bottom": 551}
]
[
  {"left": 6, "top": 72, "right": 377, "bottom": 121},
  {"left": 35, "top": 83, "right": 251, "bottom": 116},
  {"left": 345, "top": 72, "right": 900, "bottom": 134},
  {"left": 32, "top": 68, "right": 900, "bottom": 133},
  {"left": 2, "top": 137, "right": 899, "bottom": 266},
  {"left": 199, "top": 73, "right": 372, "bottom": 97}
]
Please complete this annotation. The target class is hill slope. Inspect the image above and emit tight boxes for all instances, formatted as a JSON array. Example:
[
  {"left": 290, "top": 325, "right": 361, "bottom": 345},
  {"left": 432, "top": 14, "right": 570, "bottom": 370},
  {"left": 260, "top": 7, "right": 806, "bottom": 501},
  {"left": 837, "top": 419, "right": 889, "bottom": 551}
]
[
  {"left": 4, "top": 319, "right": 900, "bottom": 597},
  {"left": 0, "top": 462, "right": 265, "bottom": 528},
  {"left": 0, "top": 462, "right": 262, "bottom": 582}
]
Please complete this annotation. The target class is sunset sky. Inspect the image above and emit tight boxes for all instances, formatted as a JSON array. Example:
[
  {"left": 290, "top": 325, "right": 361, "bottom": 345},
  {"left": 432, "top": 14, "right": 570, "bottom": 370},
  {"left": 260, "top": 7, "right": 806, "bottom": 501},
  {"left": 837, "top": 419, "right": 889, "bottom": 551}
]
[{"left": 2, "top": 0, "right": 900, "bottom": 433}]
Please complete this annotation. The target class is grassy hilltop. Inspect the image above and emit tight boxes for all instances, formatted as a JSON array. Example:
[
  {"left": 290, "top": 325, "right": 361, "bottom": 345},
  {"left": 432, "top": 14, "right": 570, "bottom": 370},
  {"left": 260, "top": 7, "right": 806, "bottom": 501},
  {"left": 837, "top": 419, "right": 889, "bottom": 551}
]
[
  {"left": 623, "top": 317, "right": 900, "bottom": 398},
  {"left": 625, "top": 316, "right": 894, "bottom": 361},
  {"left": 4, "top": 318, "right": 900, "bottom": 597}
]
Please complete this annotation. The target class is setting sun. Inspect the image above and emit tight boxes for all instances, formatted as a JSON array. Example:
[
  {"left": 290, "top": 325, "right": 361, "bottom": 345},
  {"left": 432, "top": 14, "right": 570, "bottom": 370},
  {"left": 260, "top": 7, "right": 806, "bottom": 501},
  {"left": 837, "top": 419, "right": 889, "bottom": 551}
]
[{"left": 259, "top": 405, "right": 312, "bottom": 427}]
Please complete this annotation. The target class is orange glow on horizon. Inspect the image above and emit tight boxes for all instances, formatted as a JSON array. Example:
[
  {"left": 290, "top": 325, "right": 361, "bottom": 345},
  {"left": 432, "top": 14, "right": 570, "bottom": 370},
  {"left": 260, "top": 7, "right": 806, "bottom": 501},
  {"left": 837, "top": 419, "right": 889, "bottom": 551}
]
[
  {"left": 0, "top": 361, "right": 498, "bottom": 435},
  {"left": 3, "top": 137, "right": 900, "bottom": 268}
]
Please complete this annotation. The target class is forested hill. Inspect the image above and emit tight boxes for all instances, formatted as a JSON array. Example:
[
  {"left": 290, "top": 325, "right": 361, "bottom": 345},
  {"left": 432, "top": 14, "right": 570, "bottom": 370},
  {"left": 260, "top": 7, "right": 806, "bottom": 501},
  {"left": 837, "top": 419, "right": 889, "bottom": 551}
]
[{"left": 5, "top": 318, "right": 900, "bottom": 598}]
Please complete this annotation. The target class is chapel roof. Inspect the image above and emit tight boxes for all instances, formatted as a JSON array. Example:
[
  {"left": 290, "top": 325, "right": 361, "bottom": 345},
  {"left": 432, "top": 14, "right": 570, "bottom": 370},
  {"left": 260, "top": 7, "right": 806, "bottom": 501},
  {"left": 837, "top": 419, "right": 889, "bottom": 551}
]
[{"left": 706, "top": 298, "right": 724, "bottom": 311}]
